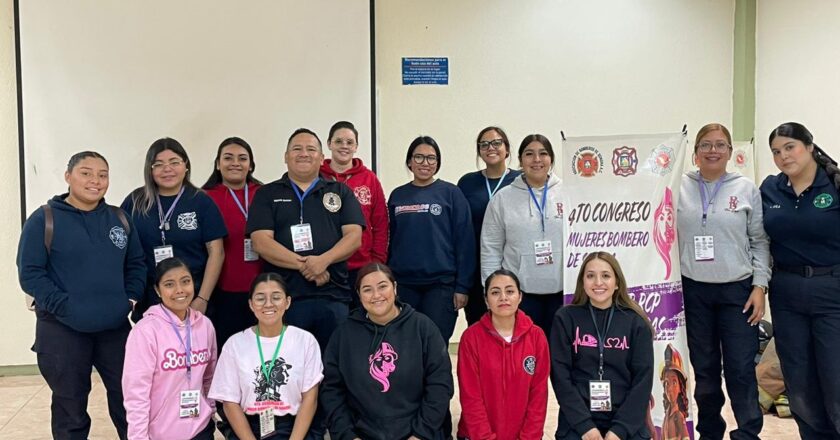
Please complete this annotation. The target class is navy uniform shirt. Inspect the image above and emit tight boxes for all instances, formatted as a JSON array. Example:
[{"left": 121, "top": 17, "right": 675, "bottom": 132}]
[
  {"left": 760, "top": 166, "right": 840, "bottom": 267},
  {"left": 246, "top": 173, "right": 365, "bottom": 300}
]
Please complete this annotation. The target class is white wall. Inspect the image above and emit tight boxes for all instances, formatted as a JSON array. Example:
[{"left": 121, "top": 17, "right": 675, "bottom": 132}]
[{"left": 756, "top": 0, "right": 840, "bottom": 180}]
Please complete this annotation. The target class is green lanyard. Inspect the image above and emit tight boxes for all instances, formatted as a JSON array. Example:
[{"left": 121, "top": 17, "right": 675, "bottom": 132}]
[{"left": 256, "top": 325, "right": 286, "bottom": 383}]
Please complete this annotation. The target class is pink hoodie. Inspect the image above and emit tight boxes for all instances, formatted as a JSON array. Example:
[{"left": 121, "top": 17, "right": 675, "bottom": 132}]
[{"left": 123, "top": 305, "right": 218, "bottom": 440}]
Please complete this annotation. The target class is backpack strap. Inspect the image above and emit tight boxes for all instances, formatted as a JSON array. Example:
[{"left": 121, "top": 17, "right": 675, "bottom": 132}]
[
  {"left": 111, "top": 206, "right": 131, "bottom": 235},
  {"left": 42, "top": 204, "right": 54, "bottom": 255}
]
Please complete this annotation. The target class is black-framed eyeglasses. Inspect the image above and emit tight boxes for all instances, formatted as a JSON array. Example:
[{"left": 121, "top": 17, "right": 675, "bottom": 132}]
[
  {"left": 697, "top": 142, "right": 731, "bottom": 153},
  {"left": 478, "top": 139, "right": 505, "bottom": 150},
  {"left": 412, "top": 154, "right": 438, "bottom": 165}
]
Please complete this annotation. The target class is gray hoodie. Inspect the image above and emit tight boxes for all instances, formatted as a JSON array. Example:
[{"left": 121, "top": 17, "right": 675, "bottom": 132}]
[
  {"left": 677, "top": 171, "right": 770, "bottom": 286},
  {"left": 481, "top": 174, "right": 564, "bottom": 293}
]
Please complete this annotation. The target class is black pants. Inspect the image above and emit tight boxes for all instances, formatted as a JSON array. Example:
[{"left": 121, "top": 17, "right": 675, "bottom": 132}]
[
  {"left": 190, "top": 420, "right": 216, "bottom": 440},
  {"left": 463, "top": 275, "right": 487, "bottom": 326},
  {"left": 770, "top": 269, "right": 840, "bottom": 439},
  {"left": 32, "top": 309, "right": 129, "bottom": 440},
  {"left": 348, "top": 268, "right": 361, "bottom": 312},
  {"left": 519, "top": 292, "right": 564, "bottom": 338},
  {"left": 207, "top": 288, "right": 257, "bottom": 351},
  {"left": 223, "top": 413, "right": 318, "bottom": 440},
  {"left": 682, "top": 276, "right": 762, "bottom": 440}
]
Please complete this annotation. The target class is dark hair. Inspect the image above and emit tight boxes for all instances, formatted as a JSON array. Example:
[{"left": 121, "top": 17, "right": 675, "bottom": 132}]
[
  {"left": 328, "top": 121, "right": 359, "bottom": 143},
  {"left": 67, "top": 151, "right": 108, "bottom": 173},
  {"left": 131, "top": 138, "right": 197, "bottom": 215},
  {"left": 770, "top": 122, "right": 840, "bottom": 190},
  {"left": 355, "top": 262, "right": 397, "bottom": 293},
  {"left": 249, "top": 272, "right": 288, "bottom": 298},
  {"left": 287, "top": 128, "right": 322, "bottom": 151},
  {"left": 405, "top": 136, "right": 442, "bottom": 174},
  {"left": 475, "top": 126, "right": 511, "bottom": 159},
  {"left": 483, "top": 269, "right": 521, "bottom": 296},
  {"left": 202, "top": 137, "right": 262, "bottom": 189},
  {"left": 518, "top": 134, "right": 555, "bottom": 165},
  {"left": 154, "top": 257, "right": 191, "bottom": 286}
]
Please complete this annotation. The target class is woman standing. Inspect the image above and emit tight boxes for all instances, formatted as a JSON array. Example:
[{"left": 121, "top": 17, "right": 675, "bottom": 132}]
[
  {"left": 123, "top": 257, "right": 218, "bottom": 439},
  {"left": 676, "top": 123, "right": 768, "bottom": 440},
  {"left": 481, "top": 134, "right": 563, "bottom": 336},
  {"left": 550, "top": 252, "right": 654, "bottom": 440},
  {"left": 122, "top": 138, "right": 227, "bottom": 322},
  {"left": 457, "top": 127, "right": 520, "bottom": 325},
  {"left": 17, "top": 151, "right": 146, "bottom": 439},
  {"left": 457, "top": 269, "right": 548, "bottom": 440},
  {"left": 320, "top": 121, "right": 389, "bottom": 306},
  {"left": 321, "top": 263, "right": 454, "bottom": 440},
  {"left": 760, "top": 122, "right": 840, "bottom": 438},
  {"left": 209, "top": 273, "right": 322, "bottom": 440},
  {"left": 203, "top": 137, "right": 263, "bottom": 348},
  {"left": 387, "top": 136, "right": 475, "bottom": 344}
]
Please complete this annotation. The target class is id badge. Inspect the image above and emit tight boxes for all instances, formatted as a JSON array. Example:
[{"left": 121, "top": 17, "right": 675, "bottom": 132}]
[
  {"left": 534, "top": 240, "right": 554, "bottom": 266},
  {"left": 693, "top": 235, "right": 714, "bottom": 261},
  {"left": 243, "top": 238, "right": 259, "bottom": 262},
  {"left": 179, "top": 389, "right": 200, "bottom": 418},
  {"left": 154, "top": 245, "right": 174, "bottom": 264},
  {"left": 259, "top": 408, "right": 275, "bottom": 438},
  {"left": 291, "top": 223, "right": 314, "bottom": 252},
  {"left": 589, "top": 380, "right": 612, "bottom": 412}
]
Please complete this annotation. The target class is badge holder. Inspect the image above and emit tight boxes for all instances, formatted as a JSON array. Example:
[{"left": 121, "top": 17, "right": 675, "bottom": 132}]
[
  {"left": 154, "top": 245, "right": 174, "bottom": 264},
  {"left": 179, "top": 389, "right": 201, "bottom": 418},
  {"left": 244, "top": 238, "right": 259, "bottom": 261},
  {"left": 693, "top": 235, "right": 714, "bottom": 261},
  {"left": 291, "top": 223, "right": 314, "bottom": 252},
  {"left": 259, "top": 408, "right": 275, "bottom": 438},
  {"left": 534, "top": 240, "right": 554, "bottom": 266}
]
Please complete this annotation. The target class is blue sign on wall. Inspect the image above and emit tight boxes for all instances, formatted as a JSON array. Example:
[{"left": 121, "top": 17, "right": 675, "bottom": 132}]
[{"left": 402, "top": 57, "right": 449, "bottom": 85}]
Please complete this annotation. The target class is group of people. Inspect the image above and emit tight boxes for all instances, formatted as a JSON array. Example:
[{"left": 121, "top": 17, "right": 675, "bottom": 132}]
[{"left": 15, "top": 120, "right": 840, "bottom": 440}]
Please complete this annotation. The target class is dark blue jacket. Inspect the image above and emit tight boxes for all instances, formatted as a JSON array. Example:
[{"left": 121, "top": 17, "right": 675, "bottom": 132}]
[{"left": 17, "top": 195, "right": 146, "bottom": 333}]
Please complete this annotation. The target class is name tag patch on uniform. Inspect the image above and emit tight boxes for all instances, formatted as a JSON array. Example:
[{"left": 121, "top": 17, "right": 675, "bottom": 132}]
[{"left": 814, "top": 193, "right": 833, "bottom": 208}]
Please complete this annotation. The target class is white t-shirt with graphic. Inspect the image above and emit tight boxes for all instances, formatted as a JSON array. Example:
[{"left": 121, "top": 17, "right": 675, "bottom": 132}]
[{"left": 209, "top": 325, "right": 323, "bottom": 416}]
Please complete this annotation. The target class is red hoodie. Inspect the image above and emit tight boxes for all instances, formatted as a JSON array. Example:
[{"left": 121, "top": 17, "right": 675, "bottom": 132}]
[
  {"left": 320, "top": 158, "right": 388, "bottom": 270},
  {"left": 457, "top": 310, "right": 549, "bottom": 440}
]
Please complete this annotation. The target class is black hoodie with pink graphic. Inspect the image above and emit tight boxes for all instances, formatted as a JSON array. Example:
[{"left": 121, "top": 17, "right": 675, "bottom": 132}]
[{"left": 321, "top": 301, "right": 453, "bottom": 440}]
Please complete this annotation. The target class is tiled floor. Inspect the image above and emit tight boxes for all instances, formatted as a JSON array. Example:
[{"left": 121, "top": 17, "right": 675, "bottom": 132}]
[{"left": 0, "top": 355, "right": 800, "bottom": 439}]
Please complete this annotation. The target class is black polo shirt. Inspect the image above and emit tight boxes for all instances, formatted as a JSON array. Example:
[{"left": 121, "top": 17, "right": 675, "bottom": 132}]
[
  {"left": 246, "top": 173, "right": 365, "bottom": 299},
  {"left": 760, "top": 166, "right": 840, "bottom": 267}
]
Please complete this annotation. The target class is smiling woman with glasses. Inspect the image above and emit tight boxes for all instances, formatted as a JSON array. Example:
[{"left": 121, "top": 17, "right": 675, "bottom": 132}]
[
  {"left": 121, "top": 138, "right": 228, "bottom": 323},
  {"left": 210, "top": 272, "right": 323, "bottom": 439},
  {"left": 457, "top": 126, "right": 521, "bottom": 325}
]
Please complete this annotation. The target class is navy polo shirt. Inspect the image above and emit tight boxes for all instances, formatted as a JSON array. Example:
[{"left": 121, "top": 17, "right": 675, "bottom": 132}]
[
  {"left": 246, "top": 173, "right": 365, "bottom": 299},
  {"left": 760, "top": 167, "right": 840, "bottom": 267}
]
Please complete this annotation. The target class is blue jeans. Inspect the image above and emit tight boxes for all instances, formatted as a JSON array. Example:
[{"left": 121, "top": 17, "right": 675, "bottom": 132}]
[
  {"left": 682, "top": 276, "right": 762, "bottom": 440},
  {"left": 770, "top": 269, "right": 840, "bottom": 439}
]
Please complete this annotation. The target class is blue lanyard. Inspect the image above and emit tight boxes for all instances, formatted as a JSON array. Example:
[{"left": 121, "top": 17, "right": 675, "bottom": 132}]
[
  {"left": 588, "top": 304, "right": 615, "bottom": 380},
  {"left": 525, "top": 176, "right": 549, "bottom": 233},
  {"left": 156, "top": 187, "right": 185, "bottom": 245},
  {"left": 485, "top": 169, "right": 509, "bottom": 199},
  {"left": 291, "top": 177, "right": 320, "bottom": 224},
  {"left": 698, "top": 177, "right": 725, "bottom": 228},
  {"left": 162, "top": 307, "right": 193, "bottom": 383},
  {"left": 227, "top": 185, "right": 249, "bottom": 220}
]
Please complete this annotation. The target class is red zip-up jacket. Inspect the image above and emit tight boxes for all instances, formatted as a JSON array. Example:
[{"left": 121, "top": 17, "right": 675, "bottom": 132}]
[
  {"left": 457, "top": 310, "right": 549, "bottom": 440},
  {"left": 320, "top": 158, "right": 388, "bottom": 271}
]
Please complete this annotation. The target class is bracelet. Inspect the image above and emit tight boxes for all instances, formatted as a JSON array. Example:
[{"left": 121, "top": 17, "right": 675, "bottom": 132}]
[{"left": 194, "top": 296, "right": 208, "bottom": 302}]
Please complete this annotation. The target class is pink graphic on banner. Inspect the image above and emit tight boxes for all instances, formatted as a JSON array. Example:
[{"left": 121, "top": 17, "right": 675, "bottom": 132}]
[{"left": 653, "top": 188, "right": 675, "bottom": 280}]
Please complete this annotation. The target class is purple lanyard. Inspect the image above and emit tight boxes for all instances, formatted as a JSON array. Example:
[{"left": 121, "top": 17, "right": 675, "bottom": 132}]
[
  {"left": 162, "top": 307, "right": 192, "bottom": 383},
  {"left": 156, "top": 186, "right": 185, "bottom": 245},
  {"left": 227, "top": 185, "right": 249, "bottom": 220},
  {"left": 698, "top": 178, "right": 725, "bottom": 228}
]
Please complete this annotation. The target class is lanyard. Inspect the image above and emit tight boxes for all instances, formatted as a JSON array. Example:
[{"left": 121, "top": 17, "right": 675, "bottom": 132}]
[
  {"left": 698, "top": 178, "right": 725, "bottom": 228},
  {"left": 484, "top": 169, "right": 510, "bottom": 199},
  {"left": 588, "top": 304, "right": 615, "bottom": 380},
  {"left": 162, "top": 307, "right": 192, "bottom": 383},
  {"left": 156, "top": 186, "right": 185, "bottom": 245},
  {"left": 525, "top": 176, "right": 549, "bottom": 233},
  {"left": 256, "top": 326, "right": 287, "bottom": 384},
  {"left": 291, "top": 178, "right": 320, "bottom": 224},
  {"left": 227, "top": 184, "right": 250, "bottom": 220}
]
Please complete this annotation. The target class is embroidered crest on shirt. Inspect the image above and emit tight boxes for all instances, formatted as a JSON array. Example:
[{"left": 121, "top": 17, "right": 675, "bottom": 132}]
[
  {"left": 177, "top": 212, "right": 198, "bottom": 230},
  {"left": 369, "top": 342, "right": 399, "bottom": 392},
  {"left": 429, "top": 204, "right": 442, "bottom": 216},
  {"left": 523, "top": 356, "right": 536, "bottom": 375},
  {"left": 725, "top": 196, "right": 739, "bottom": 211},
  {"left": 354, "top": 186, "right": 372, "bottom": 205},
  {"left": 814, "top": 193, "right": 834, "bottom": 209},
  {"left": 109, "top": 226, "right": 127, "bottom": 249},
  {"left": 323, "top": 192, "right": 342, "bottom": 212},
  {"left": 253, "top": 357, "right": 292, "bottom": 402}
]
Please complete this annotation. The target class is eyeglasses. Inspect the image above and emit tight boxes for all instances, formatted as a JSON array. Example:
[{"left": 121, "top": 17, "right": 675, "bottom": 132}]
[
  {"left": 412, "top": 154, "right": 438, "bottom": 165},
  {"left": 331, "top": 138, "right": 357, "bottom": 147},
  {"left": 251, "top": 294, "right": 286, "bottom": 307},
  {"left": 697, "top": 142, "right": 731, "bottom": 153},
  {"left": 478, "top": 139, "right": 505, "bottom": 151},
  {"left": 151, "top": 159, "right": 185, "bottom": 171}
]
